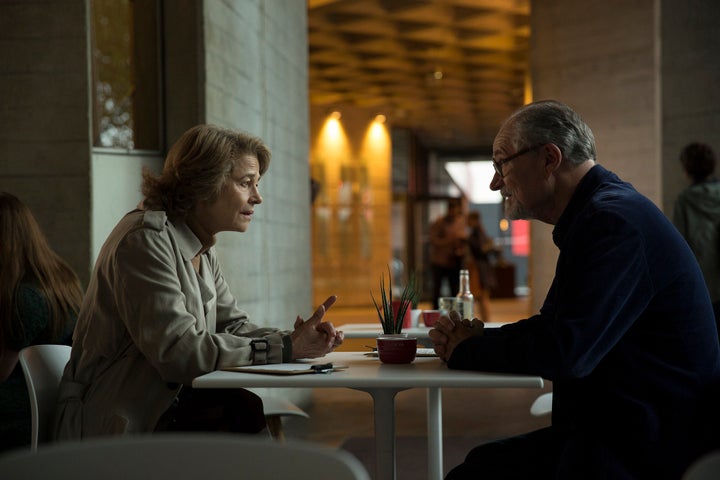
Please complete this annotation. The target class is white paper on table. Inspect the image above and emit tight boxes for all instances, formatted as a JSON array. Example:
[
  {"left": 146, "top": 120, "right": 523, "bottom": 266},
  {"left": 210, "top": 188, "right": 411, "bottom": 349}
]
[{"left": 222, "top": 362, "right": 348, "bottom": 375}]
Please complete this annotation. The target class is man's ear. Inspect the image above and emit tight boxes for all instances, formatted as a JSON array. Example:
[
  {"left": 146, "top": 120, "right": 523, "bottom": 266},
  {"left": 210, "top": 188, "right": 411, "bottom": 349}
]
[{"left": 542, "top": 143, "right": 563, "bottom": 175}]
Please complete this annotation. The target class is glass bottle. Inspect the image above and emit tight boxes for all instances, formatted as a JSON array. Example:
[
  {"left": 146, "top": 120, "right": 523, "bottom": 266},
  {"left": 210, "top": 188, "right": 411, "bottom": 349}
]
[{"left": 456, "top": 269, "right": 474, "bottom": 320}]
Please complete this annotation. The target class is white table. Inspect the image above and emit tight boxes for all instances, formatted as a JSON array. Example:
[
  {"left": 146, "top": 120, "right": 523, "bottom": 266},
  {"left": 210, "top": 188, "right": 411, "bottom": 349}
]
[
  {"left": 340, "top": 323, "right": 434, "bottom": 339},
  {"left": 193, "top": 352, "right": 543, "bottom": 480},
  {"left": 339, "top": 322, "right": 510, "bottom": 339}
]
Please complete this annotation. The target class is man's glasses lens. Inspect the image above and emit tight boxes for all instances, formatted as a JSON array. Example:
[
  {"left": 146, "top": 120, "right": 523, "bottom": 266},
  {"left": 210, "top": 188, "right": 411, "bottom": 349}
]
[{"left": 492, "top": 145, "right": 542, "bottom": 177}]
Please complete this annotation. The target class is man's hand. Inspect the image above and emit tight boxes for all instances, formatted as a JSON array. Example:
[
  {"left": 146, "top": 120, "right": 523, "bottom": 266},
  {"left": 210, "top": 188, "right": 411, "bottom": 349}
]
[
  {"left": 291, "top": 295, "right": 344, "bottom": 359},
  {"left": 428, "top": 310, "right": 484, "bottom": 362}
]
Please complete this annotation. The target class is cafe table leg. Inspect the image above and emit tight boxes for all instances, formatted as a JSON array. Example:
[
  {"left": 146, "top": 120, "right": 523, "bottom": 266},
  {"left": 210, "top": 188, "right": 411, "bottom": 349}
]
[
  {"left": 351, "top": 387, "right": 408, "bottom": 480},
  {"left": 427, "top": 388, "right": 443, "bottom": 480}
]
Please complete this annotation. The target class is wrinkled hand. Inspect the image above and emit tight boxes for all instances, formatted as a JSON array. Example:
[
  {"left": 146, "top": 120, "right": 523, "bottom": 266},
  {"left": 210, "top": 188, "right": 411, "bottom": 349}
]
[
  {"left": 290, "top": 295, "right": 344, "bottom": 359},
  {"left": 428, "top": 310, "right": 484, "bottom": 362}
]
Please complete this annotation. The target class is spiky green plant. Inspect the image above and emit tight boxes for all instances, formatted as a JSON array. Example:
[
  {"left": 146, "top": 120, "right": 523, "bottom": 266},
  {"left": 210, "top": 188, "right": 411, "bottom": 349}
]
[{"left": 371, "top": 267, "right": 419, "bottom": 334}]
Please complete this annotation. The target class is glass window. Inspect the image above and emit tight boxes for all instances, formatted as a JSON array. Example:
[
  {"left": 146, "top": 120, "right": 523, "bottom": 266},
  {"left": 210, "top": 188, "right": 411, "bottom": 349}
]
[{"left": 91, "top": 0, "right": 162, "bottom": 150}]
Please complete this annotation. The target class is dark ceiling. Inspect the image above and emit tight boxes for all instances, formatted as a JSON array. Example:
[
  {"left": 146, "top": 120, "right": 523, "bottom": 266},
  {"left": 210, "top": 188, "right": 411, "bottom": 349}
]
[{"left": 307, "top": 0, "right": 531, "bottom": 154}]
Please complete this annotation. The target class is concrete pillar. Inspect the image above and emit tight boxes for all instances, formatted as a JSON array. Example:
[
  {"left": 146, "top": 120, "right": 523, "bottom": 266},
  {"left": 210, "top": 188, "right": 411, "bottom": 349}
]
[
  {"left": 661, "top": 0, "right": 720, "bottom": 213},
  {"left": 0, "top": 0, "right": 92, "bottom": 284},
  {"left": 529, "top": 0, "right": 720, "bottom": 313}
]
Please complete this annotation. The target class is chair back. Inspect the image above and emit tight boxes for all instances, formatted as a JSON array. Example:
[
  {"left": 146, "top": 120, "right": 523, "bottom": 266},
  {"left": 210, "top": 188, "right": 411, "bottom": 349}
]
[
  {"left": 0, "top": 433, "right": 371, "bottom": 480},
  {"left": 18, "top": 344, "right": 71, "bottom": 450},
  {"left": 683, "top": 451, "right": 720, "bottom": 480},
  {"left": 530, "top": 392, "right": 553, "bottom": 417}
]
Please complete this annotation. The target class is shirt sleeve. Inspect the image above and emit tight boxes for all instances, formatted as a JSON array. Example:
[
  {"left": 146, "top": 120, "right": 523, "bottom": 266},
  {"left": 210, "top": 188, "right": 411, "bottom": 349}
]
[
  {"left": 111, "top": 227, "right": 286, "bottom": 385},
  {"left": 450, "top": 209, "right": 655, "bottom": 381}
]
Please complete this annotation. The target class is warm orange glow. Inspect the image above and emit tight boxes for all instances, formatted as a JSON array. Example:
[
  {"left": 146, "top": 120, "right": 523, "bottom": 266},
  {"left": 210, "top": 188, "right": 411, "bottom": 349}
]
[
  {"left": 363, "top": 120, "right": 390, "bottom": 170},
  {"left": 524, "top": 71, "right": 533, "bottom": 104},
  {"left": 311, "top": 108, "right": 393, "bottom": 308},
  {"left": 499, "top": 218, "right": 509, "bottom": 231},
  {"left": 315, "top": 116, "right": 351, "bottom": 206},
  {"left": 318, "top": 117, "right": 348, "bottom": 152},
  {"left": 367, "top": 122, "right": 388, "bottom": 143}
]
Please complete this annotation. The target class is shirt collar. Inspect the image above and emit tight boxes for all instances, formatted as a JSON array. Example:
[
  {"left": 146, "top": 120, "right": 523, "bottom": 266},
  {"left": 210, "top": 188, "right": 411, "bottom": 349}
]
[
  {"left": 167, "top": 216, "right": 206, "bottom": 262},
  {"left": 552, "top": 164, "right": 613, "bottom": 248}
]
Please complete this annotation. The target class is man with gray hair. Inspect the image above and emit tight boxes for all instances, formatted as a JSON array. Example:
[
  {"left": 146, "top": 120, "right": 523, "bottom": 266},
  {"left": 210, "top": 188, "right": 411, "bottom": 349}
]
[{"left": 431, "top": 100, "right": 720, "bottom": 478}]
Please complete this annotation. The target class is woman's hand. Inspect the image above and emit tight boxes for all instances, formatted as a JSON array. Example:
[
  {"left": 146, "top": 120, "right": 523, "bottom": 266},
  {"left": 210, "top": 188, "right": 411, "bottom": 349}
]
[
  {"left": 290, "top": 295, "right": 344, "bottom": 359},
  {"left": 429, "top": 310, "right": 484, "bottom": 362}
]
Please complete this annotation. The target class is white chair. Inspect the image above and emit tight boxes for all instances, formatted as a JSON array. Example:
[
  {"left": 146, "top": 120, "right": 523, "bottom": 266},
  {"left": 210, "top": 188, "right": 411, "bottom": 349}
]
[
  {"left": 261, "top": 394, "right": 309, "bottom": 441},
  {"left": 18, "top": 344, "right": 308, "bottom": 448},
  {"left": 18, "top": 344, "right": 71, "bottom": 451},
  {"left": 530, "top": 392, "right": 553, "bottom": 417},
  {"left": 0, "top": 433, "right": 371, "bottom": 480},
  {"left": 683, "top": 451, "right": 720, "bottom": 479}
]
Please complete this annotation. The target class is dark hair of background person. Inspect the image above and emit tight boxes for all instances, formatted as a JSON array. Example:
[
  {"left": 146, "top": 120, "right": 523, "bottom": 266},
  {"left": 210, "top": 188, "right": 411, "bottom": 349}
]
[
  {"left": 141, "top": 124, "right": 272, "bottom": 216},
  {"left": 681, "top": 142, "right": 717, "bottom": 183},
  {"left": 0, "top": 192, "right": 84, "bottom": 355}
]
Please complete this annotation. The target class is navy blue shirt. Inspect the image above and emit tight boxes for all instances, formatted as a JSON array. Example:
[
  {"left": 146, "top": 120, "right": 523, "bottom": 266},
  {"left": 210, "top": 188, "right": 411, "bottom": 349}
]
[{"left": 449, "top": 165, "right": 720, "bottom": 478}]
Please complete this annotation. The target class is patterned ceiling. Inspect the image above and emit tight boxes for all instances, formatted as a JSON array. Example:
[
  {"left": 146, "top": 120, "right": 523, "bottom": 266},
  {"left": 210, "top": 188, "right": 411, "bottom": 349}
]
[{"left": 307, "top": 0, "right": 531, "bottom": 153}]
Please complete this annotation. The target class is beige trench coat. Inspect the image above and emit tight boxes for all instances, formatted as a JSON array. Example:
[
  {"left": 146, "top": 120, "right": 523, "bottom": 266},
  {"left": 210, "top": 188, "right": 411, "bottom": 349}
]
[{"left": 52, "top": 210, "right": 290, "bottom": 440}]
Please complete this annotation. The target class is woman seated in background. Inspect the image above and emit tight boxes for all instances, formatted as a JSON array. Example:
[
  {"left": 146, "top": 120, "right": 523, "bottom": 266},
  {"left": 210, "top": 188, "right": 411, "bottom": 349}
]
[
  {"left": 53, "top": 124, "right": 343, "bottom": 440},
  {"left": 0, "top": 192, "right": 83, "bottom": 452}
]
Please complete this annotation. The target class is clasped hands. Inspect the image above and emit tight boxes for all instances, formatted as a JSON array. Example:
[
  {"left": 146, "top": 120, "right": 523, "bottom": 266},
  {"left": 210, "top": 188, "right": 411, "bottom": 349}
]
[
  {"left": 290, "top": 295, "right": 344, "bottom": 359},
  {"left": 429, "top": 310, "right": 485, "bottom": 362}
]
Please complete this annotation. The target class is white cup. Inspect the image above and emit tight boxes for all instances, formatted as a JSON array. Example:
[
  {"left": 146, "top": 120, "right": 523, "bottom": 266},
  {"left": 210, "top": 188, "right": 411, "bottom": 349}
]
[{"left": 410, "top": 309, "right": 422, "bottom": 328}]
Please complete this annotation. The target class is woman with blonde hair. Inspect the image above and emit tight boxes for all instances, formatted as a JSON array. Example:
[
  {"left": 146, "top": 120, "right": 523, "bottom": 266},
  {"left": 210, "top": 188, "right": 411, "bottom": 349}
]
[
  {"left": 53, "top": 124, "right": 343, "bottom": 441},
  {"left": 0, "top": 192, "right": 83, "bottom": 451}
]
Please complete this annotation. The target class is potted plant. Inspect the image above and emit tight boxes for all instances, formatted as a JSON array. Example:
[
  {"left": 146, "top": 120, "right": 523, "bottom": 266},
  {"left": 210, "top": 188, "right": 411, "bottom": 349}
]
[
  {"left": 371, "top": 267, "right": 419, "bottom": 334},
  {"left": 371, "top": 268, "right": 419, "bottom": 364}
]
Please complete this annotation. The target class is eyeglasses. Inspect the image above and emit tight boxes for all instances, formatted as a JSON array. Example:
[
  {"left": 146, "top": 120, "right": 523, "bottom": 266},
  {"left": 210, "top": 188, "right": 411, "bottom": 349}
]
[{"left": 492, "top": 144, "right": 543, "bottom": 178}]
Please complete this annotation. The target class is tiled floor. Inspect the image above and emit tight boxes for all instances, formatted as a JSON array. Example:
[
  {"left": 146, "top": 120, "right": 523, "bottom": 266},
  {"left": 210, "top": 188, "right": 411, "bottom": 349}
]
[{"left": 282, "top": 296, "right": 553, "bottom": 450}]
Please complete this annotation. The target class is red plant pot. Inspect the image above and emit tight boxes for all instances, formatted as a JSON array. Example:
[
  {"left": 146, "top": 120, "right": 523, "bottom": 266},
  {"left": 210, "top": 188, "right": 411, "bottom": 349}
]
[{"left": 376, "top": 334, "right": 417, "bottom": 364}]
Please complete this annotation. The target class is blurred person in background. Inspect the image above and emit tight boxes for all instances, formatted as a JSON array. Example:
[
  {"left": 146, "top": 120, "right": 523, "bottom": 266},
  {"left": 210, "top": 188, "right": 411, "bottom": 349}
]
[
  {"left": 428, "top": 198, "right": 466, "bottom": 303},
  {"left": 673, "top": 142, "right": 720, "bottom": 316},
  {"left": 0, "top": 192, "right": 83, "bottom": 452},
  {"left": 465, "top": 210, "right": 497, "bottom": 321}
]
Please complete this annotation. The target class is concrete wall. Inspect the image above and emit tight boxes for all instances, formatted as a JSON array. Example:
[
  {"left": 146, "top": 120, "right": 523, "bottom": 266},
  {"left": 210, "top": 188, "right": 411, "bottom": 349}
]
[
  {"left": 530, "top": 0, "right": 660, "bottom": 313},
  {"left": 203, "top": 0, "right": 313, "bottom": 330},
  {"left": 528, "top": 0, "right": 720, "bottom": 315},
  {"left": 661, "top": 0, "right": 720, "bottom": 213},
  {"left": 0, "top": 0, "right": 93, "bottom": 285},
  {"left": 200, "top": 0, "right": 313, "bottom": 405}
]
